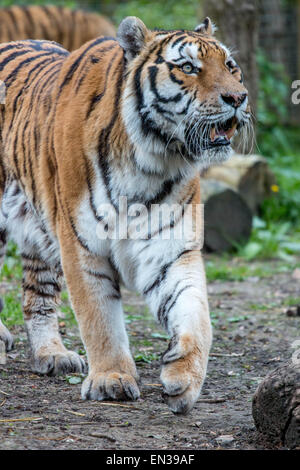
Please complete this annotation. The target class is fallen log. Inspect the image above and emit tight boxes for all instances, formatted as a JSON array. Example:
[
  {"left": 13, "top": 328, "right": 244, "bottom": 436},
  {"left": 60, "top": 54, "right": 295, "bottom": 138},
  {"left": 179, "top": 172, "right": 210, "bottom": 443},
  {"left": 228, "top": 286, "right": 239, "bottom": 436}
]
[
  {"left": 201, "top": 179, "right": 253, "bottom": 252},
  {"left": 201, "top": 154, "right": 276, "bottom": 214},
  {"left": 252, "top": 362, "right": 300, "bottom": 449}
]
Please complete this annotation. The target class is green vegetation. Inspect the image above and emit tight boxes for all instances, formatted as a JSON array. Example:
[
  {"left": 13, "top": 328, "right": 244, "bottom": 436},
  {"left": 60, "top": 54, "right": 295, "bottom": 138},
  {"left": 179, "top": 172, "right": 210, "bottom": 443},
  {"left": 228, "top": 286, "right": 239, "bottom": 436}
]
[
  {"left": 1, "top": 0, "right": 76, "bottom": 7},
  {"left": 234, "top": 50, "right": 300, "bottom": 261},
  {"left": 134, "top": 351, "right": 159, "bottom": 363},
  {"left": 205, "top": 254, "right": 299, "bottom": 282},
  {"left": 110, "top": 0, "right": 197, "bottom": 30},
  {"left": 0, "top": 241, "right": 23, "bottom": 282},
  {"left": 0, "top": 289, "right": 23, "bottom": 327}
]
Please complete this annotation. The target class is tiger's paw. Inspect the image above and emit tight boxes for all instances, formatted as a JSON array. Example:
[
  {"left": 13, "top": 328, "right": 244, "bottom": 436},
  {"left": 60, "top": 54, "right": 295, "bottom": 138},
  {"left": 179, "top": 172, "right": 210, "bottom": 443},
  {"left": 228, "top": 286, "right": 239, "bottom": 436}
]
[
  {"left": 160, "top": 362, "right": 204, "bottom": 415},
  {"left": 160, "top": 335, "right": 209, "bottom": 415},
  {"left": 31, "top": 349, "right": 87, "bottom": 376},
  {"left": 81, "top": 371, "right": 140, "bottom": 402},
  {"left": 0, "top": 323, "right": 14, "bottom": 352}
]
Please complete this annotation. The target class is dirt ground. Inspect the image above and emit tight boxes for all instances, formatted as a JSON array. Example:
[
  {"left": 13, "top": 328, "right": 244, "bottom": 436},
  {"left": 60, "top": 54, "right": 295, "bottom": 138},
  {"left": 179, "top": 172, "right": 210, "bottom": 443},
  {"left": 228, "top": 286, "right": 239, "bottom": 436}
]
[{"left": 0, "top": 260, "right": 299, "bottom": 450}]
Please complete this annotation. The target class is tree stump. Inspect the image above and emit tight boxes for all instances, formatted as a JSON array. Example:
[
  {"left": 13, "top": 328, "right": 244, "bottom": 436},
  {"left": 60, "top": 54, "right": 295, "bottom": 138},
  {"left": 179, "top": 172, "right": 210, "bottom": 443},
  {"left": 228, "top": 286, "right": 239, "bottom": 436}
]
[
  {"left": 252, "top": 362, "right": 300, "bottom": 449},
  {"left": 201, "top": 179, "right": 253, "bottom": 252},
  {"left": 201, "top": 154, "right": 276, "bottom": 214}
]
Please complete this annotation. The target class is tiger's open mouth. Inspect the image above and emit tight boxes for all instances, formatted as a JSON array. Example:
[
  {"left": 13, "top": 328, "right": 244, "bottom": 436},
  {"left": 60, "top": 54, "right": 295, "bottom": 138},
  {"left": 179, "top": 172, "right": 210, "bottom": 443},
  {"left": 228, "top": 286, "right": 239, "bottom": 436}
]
[
  {"left": 209, "top": 116, "right": 238, "bottom": 147},
  {"left": 183, "top": 115, "right": 242, "bottom": 157}
]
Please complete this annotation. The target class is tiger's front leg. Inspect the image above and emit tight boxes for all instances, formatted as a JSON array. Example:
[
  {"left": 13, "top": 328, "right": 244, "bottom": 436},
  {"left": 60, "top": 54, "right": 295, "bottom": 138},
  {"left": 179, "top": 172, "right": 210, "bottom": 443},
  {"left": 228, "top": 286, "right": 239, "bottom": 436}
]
[
  {"left": 142, "top": 248, "right": 212, "bottom": 415},
  {"left": 59, "top": 225, "right": 139, "bottom": 402}
]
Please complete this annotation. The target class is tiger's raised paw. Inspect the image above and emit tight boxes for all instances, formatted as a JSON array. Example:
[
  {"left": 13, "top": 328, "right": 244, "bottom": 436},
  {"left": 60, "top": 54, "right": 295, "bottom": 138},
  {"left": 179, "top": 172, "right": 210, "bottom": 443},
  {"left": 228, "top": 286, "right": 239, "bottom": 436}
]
[
  {"left": 81, "top": 371, "right": 140, "bottom": 402},
  {"left": 160, "top": 349, "right": 206, "bottom": 415},
  {"left": 31, "top": 349, "right": 86, "bottom": 376},
  {"left": 161, "top": 363, "right": 204, "bottom": 415}
]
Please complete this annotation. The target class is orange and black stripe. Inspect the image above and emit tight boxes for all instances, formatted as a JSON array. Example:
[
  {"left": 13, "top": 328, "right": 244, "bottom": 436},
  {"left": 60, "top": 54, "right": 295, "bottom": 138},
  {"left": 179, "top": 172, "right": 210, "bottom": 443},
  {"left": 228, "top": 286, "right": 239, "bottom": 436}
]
[{"left": 0, "top": 5, "right": 115, "bottom": 51}]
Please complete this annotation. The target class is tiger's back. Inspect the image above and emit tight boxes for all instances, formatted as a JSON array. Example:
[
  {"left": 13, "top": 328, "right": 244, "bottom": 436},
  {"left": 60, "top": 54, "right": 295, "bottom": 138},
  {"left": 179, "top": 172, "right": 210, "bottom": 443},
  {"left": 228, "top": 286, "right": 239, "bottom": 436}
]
[
  {"left": 0, "top": 40, "right": 68, "bottom": 216},
  {"left": 0, "top": 5, "right": 116, "bottom": 51},
  {"left": 0, "top": 36, "right": 121, "bottom": 240}
]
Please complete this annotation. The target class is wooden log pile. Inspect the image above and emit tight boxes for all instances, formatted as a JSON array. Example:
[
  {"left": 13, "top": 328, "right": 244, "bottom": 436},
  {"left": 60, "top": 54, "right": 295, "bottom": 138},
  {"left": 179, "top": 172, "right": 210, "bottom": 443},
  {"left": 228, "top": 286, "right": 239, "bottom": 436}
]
[{"left": 201, "top": 153, "right": 276, "bottom": 252}]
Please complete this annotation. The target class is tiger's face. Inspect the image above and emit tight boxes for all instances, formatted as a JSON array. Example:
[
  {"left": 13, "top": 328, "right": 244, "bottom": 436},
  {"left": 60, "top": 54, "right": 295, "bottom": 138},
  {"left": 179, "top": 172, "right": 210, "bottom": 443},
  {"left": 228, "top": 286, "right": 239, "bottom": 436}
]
[{"left": 118, "top": 17, "right": 251, "bottom": 171}]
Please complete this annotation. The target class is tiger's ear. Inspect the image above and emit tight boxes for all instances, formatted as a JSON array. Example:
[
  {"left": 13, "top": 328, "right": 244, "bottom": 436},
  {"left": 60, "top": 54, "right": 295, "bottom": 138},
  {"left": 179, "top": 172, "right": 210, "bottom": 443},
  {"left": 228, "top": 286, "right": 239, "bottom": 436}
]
[
  {"left": 195, "top": 17, "right": 217, "bottom": 36},
  {"left": 117, "top": 16, "right": 148, "bottom": 61}
]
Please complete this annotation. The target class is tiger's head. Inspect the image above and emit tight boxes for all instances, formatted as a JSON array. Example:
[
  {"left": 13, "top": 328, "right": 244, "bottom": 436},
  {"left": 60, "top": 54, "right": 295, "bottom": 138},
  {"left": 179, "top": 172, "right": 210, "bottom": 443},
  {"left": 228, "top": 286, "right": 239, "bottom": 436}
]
[{"left": 118, "top": 17, "right": 252, "bottom": 174}]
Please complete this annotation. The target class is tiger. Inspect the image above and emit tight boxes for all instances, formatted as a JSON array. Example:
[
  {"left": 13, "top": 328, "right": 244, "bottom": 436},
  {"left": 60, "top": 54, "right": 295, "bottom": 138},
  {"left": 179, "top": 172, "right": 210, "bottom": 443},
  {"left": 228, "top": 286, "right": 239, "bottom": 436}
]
[
  {"left": 0, "top": 16, "right": 250, "bottom": 414},
  {"left": 0, "top": 4, "right": 116, "bottom": 50}
]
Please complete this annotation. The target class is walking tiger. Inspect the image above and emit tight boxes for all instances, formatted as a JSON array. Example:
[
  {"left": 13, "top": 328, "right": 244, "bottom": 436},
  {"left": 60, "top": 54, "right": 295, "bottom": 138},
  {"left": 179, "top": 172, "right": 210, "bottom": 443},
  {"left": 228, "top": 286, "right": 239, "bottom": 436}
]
[{"left": 0, "top": 16, "right": 250, "bottom": 413}]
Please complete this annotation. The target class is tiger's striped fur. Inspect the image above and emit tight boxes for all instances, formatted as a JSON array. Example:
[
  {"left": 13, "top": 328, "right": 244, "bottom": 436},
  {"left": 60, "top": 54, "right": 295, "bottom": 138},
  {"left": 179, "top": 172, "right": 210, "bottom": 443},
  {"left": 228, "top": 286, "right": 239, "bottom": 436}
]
[
  {"left": 0, "top": 5, "right": 115, "bottom": 50},
  {"left": 0, "top": 17, "right": 250, "bottom": 414}
]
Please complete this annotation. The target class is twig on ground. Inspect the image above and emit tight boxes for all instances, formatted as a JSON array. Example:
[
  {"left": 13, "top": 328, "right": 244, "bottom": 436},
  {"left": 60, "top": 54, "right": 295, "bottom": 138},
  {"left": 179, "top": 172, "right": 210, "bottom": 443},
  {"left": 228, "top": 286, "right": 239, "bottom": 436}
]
[
  {"left": 97, "top": 402, "right": 140, "bottom": 410},
  {"left": 210, "top": 352, "right": 244, "bottom": 357},
  {"left": 67, "top": 422, "right": 97, "bottom": 426},
  {"left": 0, "top": 417, "right": 43, "bottom": 423},
  {"left": 88, "top": 432, "right": 116, "bottom": 442},
  {"left": 0, "top": 389, "right": 9, "bottom": 396},
  {"left": 197, "top": 398, "right": 227, "bottom": 404},
  {"left": 35, "top": 436, "right": 66, "bottom": 441},
  {"left": 65, "top": 410, "right": 86, "bottom": 417}
]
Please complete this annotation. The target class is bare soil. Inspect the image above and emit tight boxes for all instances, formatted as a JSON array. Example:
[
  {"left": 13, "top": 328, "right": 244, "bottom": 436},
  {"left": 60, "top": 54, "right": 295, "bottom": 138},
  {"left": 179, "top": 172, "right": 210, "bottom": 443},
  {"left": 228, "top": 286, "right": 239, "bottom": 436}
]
[{"left": 0, "top": 262, "right": 299, "bottom": 450}]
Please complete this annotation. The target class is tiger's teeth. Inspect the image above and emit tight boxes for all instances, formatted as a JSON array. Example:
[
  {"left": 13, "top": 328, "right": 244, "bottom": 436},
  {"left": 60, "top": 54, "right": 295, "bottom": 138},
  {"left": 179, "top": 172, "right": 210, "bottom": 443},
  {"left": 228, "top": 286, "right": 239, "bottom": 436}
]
[
  {"left": 225, "top": 121, "right": 238, "bottom": 139},
  {"left": 210, "top": 126, "right": 216, "bottom": 141}
]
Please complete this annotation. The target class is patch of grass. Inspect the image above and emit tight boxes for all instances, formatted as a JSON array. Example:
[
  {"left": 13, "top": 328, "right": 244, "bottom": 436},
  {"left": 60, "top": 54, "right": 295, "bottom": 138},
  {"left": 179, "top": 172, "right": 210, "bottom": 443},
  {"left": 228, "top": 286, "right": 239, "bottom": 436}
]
[
  {"left": 60, "top": 305, "right": 76, "bottom": 326},
  {"left": 123, "top": 304, "right": 139, "bottom": 314},
  {"left": 210, "top": 311, "right": 226, "bottom": 326},
  {"left": 205, "top": 255, "right": 299, "bottom": 282},
  {"left": 125, "top": 314, "right": 143, "bottom": 324},
  {"left": 0, "top": 241, "right": 22, "bottom": 282},
  {"left": 112, "top": 0, "right": 197, "bottom": 30},
  {"left": 134, "top": 352, "right": 159, "bottom": 364},
  {"left": 228, "top": 315, "right": 248, "bottom": 323},
  {"left": 283, "top": 297, "right": 300, "bottom": 307},
  {"left": 249, "top": 304, "right": 269, "bottom": 311},
  {"left": 1, "top": 289, "right": 23, "bottom": 327},
  {"left": 61, "top": 290, "right": 69, "bottom": 303},
  {"left": 205, "top": 260, "right": 249, "bottom": 281},
  {"left": 60, "top": 290, "right": 77, "bottom": 326}
]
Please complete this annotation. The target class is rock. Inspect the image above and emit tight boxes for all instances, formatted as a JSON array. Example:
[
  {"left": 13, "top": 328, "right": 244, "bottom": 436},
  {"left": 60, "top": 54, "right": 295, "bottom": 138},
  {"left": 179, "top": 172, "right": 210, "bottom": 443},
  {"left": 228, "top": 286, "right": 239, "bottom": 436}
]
[
  {"left": 193, "top": 421, "right": 202, "bottom": 428},
  {"left": 252, "top": 362, "right": 300, "bottom": 449},
  {"left": 215, "top": 434, "right": 235, "bottom": 445}
]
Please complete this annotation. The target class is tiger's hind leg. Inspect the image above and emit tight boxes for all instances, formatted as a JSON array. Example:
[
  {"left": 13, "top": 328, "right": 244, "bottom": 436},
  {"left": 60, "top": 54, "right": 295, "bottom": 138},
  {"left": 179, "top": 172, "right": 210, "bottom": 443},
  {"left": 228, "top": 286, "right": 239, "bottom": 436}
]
[{"left": 22, "top": 251, "right": 86, "bottom": 375}]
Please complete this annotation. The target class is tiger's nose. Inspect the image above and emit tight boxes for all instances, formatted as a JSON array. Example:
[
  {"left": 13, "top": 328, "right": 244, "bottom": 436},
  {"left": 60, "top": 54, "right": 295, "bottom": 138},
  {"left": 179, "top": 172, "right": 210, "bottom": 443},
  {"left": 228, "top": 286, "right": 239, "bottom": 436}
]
[{"left": 221, "top": 92, "right": 248, "bottom": 108}]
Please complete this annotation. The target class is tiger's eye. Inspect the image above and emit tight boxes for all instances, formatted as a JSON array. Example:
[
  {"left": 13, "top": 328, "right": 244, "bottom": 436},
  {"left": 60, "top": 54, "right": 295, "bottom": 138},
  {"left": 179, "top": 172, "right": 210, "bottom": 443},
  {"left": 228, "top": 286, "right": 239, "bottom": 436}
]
[{"left": 181, "top": 63, "right": 193, "bottom": 74}]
